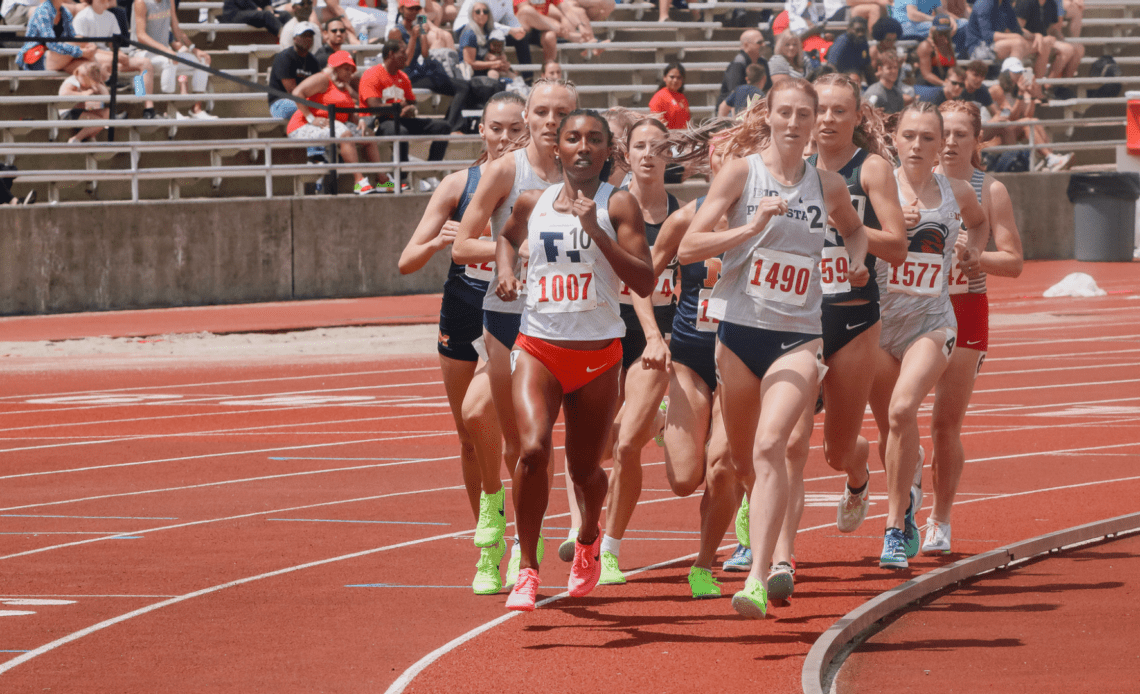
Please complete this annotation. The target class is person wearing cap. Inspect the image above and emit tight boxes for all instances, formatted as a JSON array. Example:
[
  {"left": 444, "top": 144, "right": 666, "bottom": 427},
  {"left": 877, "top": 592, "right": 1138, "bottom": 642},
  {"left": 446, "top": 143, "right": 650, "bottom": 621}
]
[
  {"left": 269, "top": 20, "right": 321, "bottom": 122},
  {"left": 391, "top": 0, "right": 472, "bottom": 133},
  {"left": 827, "top": 15, "right": 872, "bottom": 83},
  {"left": 963, "top": 0, "right": 1031, "bottom": 63},
  {"left": 221, "top": 0, "right": 291, "bottom": 37},
  {"left": 1015, "top": 0, "right": 1083, "bottom": 96},
  {"left": 986, "top": 55, "right": 1071, "bottom": 170},
  {"left": 288, "top": 50, "right": 387, "bottom": 194},
  {"left": 279, "top": 0, "right": 324, "bottom": 49}
]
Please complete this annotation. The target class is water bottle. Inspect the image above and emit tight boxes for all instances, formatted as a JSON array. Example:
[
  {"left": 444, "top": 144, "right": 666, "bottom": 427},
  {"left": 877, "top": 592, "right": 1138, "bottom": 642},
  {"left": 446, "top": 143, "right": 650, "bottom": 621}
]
[{"left": 133, "top": 70, "right": 147, "bottom": 96}]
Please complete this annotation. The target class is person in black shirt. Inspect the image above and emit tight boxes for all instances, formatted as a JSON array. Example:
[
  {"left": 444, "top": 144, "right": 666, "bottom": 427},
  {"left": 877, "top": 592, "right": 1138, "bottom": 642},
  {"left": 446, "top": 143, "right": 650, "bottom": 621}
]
[
  {"left": 269, "top": 21, "right": 321, "bottom": 120},
  {"left": 962, "top": 60, "right": 998, "bottom": 116},
  {"left": 928, "top": 64, "right": 966, "bottom": 104},
  {"left": 717, "top": 28, "right": 770, "bottom": 109},
  {"left": 221, "top": 0, "right": 291, "bottom": 37},
  {"left": 1015, "top": 0, "right": 1082, "bottom": 92},
  {"left": 314, "top": 17, "right": 350, "bottom": 68}
]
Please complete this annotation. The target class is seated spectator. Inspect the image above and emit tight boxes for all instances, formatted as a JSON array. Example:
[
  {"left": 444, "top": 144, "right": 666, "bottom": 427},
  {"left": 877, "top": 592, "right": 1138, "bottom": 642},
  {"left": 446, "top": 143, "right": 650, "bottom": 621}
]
[
  {"left": 847, "top": 0, "right": 891, "bottom": 27},
  {"left": 986, "top": 57, "right": 1072, "bottom": 170},
  {"left": 452, "top": 0, "right": 533, "bottom": 79},
  {"left": 288, "top": 50, "right": 386, "bottom": 194},
  {"left": 73, "top": 0, "right": 158, "bottom": 118},
  {"left": 779, "top": 0, "right": 846, "bottom": 36},
  {"left": 514, "top": 0, "right": 598, "bottom": 64},
  {"left": 0, "top": 163, "right": 36, "bottom": 206},
  {"left": 963, "top": 60, "right": 999, "bottom": 116},
  {"left": 719, "top": 62, "right": 767, "bottom": 117},
  {"left": 1016, "top": 0, "right": 1082, "bottom": 97},
  {"left": 1062, "top": 0, "right": 1083, "bottom": 37},
  {"left": 573, "top": 0, "right": 614, "bottom": 21},
  {"left": 964, "top": 0, "right": 1031, "bottom": 62},
  {"left": 58, "top": 61, "right": 109, "bottom": 142},
  {"left": 279, "top": 0, "right": 324, "bottom": 50},
  {"left": 768, "top": 30, "right": 807, "bottom": 83},
  {"left": 827, "top": 15, "right": 872, "bottom": 83},
  {"left": 313, "top": 0, "right": 388, "bottom": 44},
  {"left": 863, "top": 50, "right": 914, "bottom": 113},
  {"left": 915, "top": 13, "right": 957, "bottom": 102},
  {"left": 221, "top": 0, "right": 291, "bottom": 37},
  {"left": 17, "top": 0, "right": 94, "bottom": 73},
  {"left": 3, "top": 0, "right": 41, "bottom": 27},
  {"left": 718, "top": 29, "right": 770, "bottom": 110},
  {"left": 269, "top": 21, "right": 320, "bottom": 121},
  {"left": 314, "top": 17, "right": 348, "bottom": 67},
  {"left": 459, "top": 2, "right": 508, "bottom": 77},
  {"left": 869, "top": 15, "right": 902, "bottom": 69},
  {"left": 891, "top": 0, "right": 963, "bottom": 41},
  {"left": 131, "top": 0, "right": 217, "bottom": 119},
  {"left": 926, "top": 63, "right": 966, "bottom": 104},
  {"left": 649, "top": 62, "right": 690, "bottom": 130},
  {"left": 542, "top": 59, "right": 562, "bottom": 79},
  {"left": 391, "top": 0, "right": 471, "bottom": 132},
  {"left": 360, "top": 39, "right": 452, "bottom": 191},
  {"left": 483, "top": 29, "right": 522, "bottom": 86}
]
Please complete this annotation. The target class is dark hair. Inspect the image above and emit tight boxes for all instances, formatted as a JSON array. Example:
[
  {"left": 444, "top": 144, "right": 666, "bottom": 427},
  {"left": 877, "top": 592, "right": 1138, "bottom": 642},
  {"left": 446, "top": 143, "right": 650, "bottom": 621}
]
[
  {"left": 966, "top": 60, "right": 988, "bottom": 76},
  {"left": 949, "top": 65, "right": 967, "bottom": 79},
  {"left": 659, "top": 62, "right": 686, "bottom": 93},
  {"left": 382, "top": 39, "right": 404, "bottom": 58},
  {"left": 557, "top": 109, "right": 614, "bottom": 179},
  {"left": 872, "top": 16, "right": 902, "bottom": 42},
  {"left": 745, "top": 63, "right": 767, "bottom": 85},
  {"left": 891, "top": 100, "right": 944, "bottom": 134},
  {"left": 626, "top": 116, "right": 669, "bottom": 147},
  {"left": 323, "top": 17, "right": 347, "bottom": 30}
]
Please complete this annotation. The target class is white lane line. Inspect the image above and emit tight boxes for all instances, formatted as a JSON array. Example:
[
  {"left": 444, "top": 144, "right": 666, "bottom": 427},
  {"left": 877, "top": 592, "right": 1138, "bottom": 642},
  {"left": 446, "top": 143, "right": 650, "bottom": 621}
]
[
  {"left": 984, "top": 347, "right": 1140, "bottom": 363},
  {"left": 978, "top": 362, "right": 1140, "bottom": 377},
  {"left": 997, "top": 335, "right": 1140, "bottom": 349},
  {"left": 973, "top": 377, "right": 1140, "bottom": 394}
]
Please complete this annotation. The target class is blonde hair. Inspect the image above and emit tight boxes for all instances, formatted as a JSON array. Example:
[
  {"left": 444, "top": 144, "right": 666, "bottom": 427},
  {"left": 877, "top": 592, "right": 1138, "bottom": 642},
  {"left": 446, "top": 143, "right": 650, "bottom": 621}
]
[
  {"left": 938, "top": 99, "right": 985, "bottom": 170},
  {"left": 813, "top": 72, "right": 895, "bottom": 164}
]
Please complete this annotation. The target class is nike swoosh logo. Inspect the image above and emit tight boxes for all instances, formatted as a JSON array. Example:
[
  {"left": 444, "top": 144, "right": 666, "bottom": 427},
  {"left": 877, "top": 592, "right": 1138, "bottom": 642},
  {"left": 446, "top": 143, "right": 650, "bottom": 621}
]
[
  {"left": 585, "top": 364, "right": 606, "bottom": 373},
  {"left": 781, "top": 341, "right": 803, "bottom": 350},
  {"left": 846, "top": 322, "right": 867, "bottom": 331},
  {"left": 966, "top": 340, "right": 982, "bottom": 346}
]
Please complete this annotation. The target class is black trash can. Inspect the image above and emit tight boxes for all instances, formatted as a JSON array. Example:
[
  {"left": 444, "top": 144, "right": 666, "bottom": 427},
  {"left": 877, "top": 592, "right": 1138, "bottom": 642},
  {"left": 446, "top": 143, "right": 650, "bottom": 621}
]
[{"left": 1066, "top": 172, "right": 1140, "bottom": 261}]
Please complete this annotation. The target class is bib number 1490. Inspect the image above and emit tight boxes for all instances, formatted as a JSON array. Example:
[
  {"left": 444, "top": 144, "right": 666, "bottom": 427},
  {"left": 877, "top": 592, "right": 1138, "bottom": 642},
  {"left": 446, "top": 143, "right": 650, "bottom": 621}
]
[{"left": 746, "top": 248, "right": 813, "bottom": 307}]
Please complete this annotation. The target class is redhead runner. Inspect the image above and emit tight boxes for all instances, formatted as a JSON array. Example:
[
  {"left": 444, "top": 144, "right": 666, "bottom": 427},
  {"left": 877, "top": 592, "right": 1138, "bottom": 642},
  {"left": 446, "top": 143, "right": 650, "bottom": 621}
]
[
  {"left": 496, "top": 109, "right": 655, "bottom": 611},
  {"left": 397, "top": 92, "right": 527, "bottom": 595},
  {"left": 771, "top": 73, "right": 908, "bottom": 602},
  {"left": 678, "top": 78, "right": 872, "bottom": 618},
  {"left": 924, "top": 99, "right": 1023, "bottom": 555},
  {"left": 868, "top": 101, "right": 988, "bottom": 570},
  {"left": 452, "top": 79, "right": 579, "bottom": 590}
]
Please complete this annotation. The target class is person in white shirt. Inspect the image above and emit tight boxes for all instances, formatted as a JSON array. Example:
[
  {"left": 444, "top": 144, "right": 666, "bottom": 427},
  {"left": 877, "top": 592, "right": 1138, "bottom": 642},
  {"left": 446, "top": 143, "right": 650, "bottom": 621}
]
[
  {"left": 278, "top": 0, "right": 323, "bottom": 50},
  {"left": 1, "top": 0, "right": 41, "bottom": 26},
  {"left": 73, "top": 0, "right": 157, "bottom": 117}
]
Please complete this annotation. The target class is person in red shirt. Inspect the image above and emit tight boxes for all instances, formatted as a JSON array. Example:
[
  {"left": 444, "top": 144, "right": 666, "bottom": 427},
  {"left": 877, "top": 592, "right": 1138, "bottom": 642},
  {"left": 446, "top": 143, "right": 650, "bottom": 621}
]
[
  {"left": 360, "top": 38, "right": 453, "bottom": 190},
  {"left": 648, "top": 62, "right": 691, "bottom": 130}
]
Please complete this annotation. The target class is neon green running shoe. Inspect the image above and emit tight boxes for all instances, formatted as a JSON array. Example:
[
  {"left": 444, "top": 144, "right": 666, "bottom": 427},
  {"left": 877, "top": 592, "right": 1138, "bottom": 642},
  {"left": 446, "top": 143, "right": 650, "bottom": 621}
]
[
  {"left": 687, "top": 566, "right": 721, "bottom": 599},
  {"left": 653, "top": 397, "right": 669, "bottom": 447},
  {"left": 735, "top": 495, "right": 750, "bottom": 548},
  {"left": 558, "top": 528, "right": 578, "bottom": 562},
  {"left": 598, "top": 550, "right": 626, "bottom": 585},
  {"left": 732, "top": 577, "right": 768, "bottom": 619},
  {"left": 504, "top": 533, "right": 544, "bottom": 590},
  {"left": 472, "top": 538, "right": 506, "bottom": 595},
  {"left": 473, "top": 486, "right": 506, "bottom": 548}
]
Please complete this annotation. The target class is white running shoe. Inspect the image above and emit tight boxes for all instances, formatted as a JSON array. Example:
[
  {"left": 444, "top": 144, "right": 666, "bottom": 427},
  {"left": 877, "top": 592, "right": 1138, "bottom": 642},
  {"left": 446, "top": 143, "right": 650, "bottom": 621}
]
[
  {"left": 190, "top": 109, "right": 219, "bottom": 120},
  {"left": 922, "top": 521, "right": 952, "bottom": 555},
  {"left": 836, "top": 469, "right": 870, "bottom": 533},
  {"left": 912, "top": 445, "right": 925, "bottom": 510}
]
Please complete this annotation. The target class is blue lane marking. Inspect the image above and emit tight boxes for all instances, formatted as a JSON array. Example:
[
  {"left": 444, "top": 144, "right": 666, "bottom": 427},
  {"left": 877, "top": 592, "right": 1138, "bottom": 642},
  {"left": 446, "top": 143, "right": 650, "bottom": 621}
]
[
  {"left": 0, "top": 514, "right": 176, "bottom": 520},
  {"left": 267, "top": 519, "right": 449, "bottom": 526},
  {"left": 0, "top": 650, "right": 31, "bottom": 653}
]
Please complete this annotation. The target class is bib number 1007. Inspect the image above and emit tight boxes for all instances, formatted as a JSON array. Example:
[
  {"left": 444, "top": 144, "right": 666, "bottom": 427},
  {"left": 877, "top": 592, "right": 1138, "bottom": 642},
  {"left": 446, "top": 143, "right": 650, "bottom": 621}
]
[
  {"left": 532, "top": 263, "right": 596, "bottom": 313},
  {"left": 746, "top": 248, "right": 813, "bottom": 307}
]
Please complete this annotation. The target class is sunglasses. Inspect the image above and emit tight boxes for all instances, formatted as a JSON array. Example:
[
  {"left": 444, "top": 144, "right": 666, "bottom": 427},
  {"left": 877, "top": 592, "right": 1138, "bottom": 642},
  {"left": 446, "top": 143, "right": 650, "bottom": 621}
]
[
  {"left": 948, "top": 80, "right": 965, "bottom": 87},
  {"left": 329, "top": 27, "right": 347, "bottom": 32},
  {"left": 473, "top": 8, "right": 490, "bottom": 13}
]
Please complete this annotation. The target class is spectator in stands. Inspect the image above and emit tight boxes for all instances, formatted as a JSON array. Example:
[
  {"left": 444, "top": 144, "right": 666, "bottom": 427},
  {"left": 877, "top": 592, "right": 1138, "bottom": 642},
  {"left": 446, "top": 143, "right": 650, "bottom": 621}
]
[
  {"left": 73, "top": 0, "right": 158, "bottom": 118},
  {"left": 927, "top": 63, "right": 966, "bottom": 104},
  {"left": 963, "top": 60, "right": 999, "bottom": 116},
  {"left": 1062, "top": 0, "right": 1083, "bottom": 37},
  {"left": 0, "top": 163, "right": 36, "bottom": 206},
  {"left": 459, "top": 2, "right": 508, "bottom": 77},
  {"left": 221, "top": 0, "right": 290, "bottom": 38},
  {"left": 869, "top": 15, "right": 902, "bottom": 69},
  {"left": 314, "top": 17, "right": 348, "bottom": 67},
  {"left": 313, "top": 0, "right": 388, "bottom": 45},
  {"left": 131, "top": 0, "right": 217, "bottom": 119},
  {"left": 717, "top": 28, "right": 769, "bottom": 110},
  {"left": 360, "top": 39, "right": 452, "bottom": 191},
  {"left": 3, "top": 0, "right": 41, "bottom": 27},
  {"left": 863, "top": 50, "right": 914, "bottom": 113},
  {"left": 514, "top": 0, "right": 598, "bottom": 64},
  {"left": 987, "top": 57, "right": 1072, "bottom": 170},
  {"left": 649, "top": 62, "right": 690, "bottom": 130},
  {"left": 288, "top": 50, "right": 387, "bottom": 194},
  {"left": 280, "top": 0, "right": 323, "bottom": 49},
  {"left": 542, "top": 60, "right": 562, "bottom": 79},
  {"left": 452, "top": 0, "right": 533, "bottom": 79},
  {"left": 1016, "top": 0, "right": 1083, "bottom": 97},
  {"left": 718, "top": 62, "right": 767, "bottom": 117},
  {"left": 890, "top": 0, "right": 962, "bottom": 40},
  {"left": 574, "top": 0, "right": 613, "bottom": 21},
  {"left": 269, "top": 21, "right": 320, "bottom": 120},
  {"left": 16, "top": 0, "right": 95, "bottom": 73},
  {"left": 964, "top": 0, "right": 1031, "bottom": 62},
  {"left": 483, "top": 28, "right": 522, "bottom": 87},
  {"left": 847, "top": 0, "right": 891, "bottom": 27},
  {"left": 58, "top": 61, "right": 109, "bottom": 142},
  {"left": 768, "top": 29, "right": 806, "bottom": 83},
  {"left": 915, "top": 13, "right": 957, "bottom": 102},
  {"left": 827, "top": 15, "right": 872, "bottom": 83},
  {"left": 391, "top": 0, "right": 472, "bottom": 132}
]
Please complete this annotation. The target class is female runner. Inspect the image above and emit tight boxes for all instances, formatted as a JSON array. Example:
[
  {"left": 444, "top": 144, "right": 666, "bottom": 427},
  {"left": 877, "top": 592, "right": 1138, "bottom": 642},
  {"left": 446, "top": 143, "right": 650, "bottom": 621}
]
[
  {"left": 452, "top": 79, "right": 579, "bottom": 589},
  {"left": 496, "top": 110, "right": 655, "bottom": 611},
  {"left": 925, "top": 99, "right": 1023, "bottom": 554},
  {"left": 597, "top": 117, "right": 681, "bottom": 585},
  {"left": 397, "top": 92, "right": 527, "bottom": 595},
  {"left": 868, "top": 101, "right": 988, "bottom": 570},
  {"left": 652, "top": 134, "right": 743, "bottom": 599},
  {"left": 770, "top": 73, "right": 908, "bottom": 601},
  {"left": 678, "top": 78, "right": 872, "bottom": 618}
]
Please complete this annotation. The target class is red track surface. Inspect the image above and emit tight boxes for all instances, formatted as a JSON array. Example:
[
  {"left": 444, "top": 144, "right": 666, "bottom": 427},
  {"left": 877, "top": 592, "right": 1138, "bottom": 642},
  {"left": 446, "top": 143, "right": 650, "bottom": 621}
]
[{"left": 0, "top": 260, "right": 1137, "bottom": 693}]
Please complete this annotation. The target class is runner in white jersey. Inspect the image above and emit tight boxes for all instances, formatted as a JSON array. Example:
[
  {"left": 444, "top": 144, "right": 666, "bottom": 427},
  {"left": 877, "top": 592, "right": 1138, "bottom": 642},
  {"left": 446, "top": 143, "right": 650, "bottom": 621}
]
[
  {"left": 398, "top": 92, "right": 526, "bottom": 595},
  {"left": 867, "top": 101, "right": 988, "bottom": 571},
  {"left": 453, "top": 79, "right": 578, "bottom": 590},
  {"left": 678, "top": 78, "right": 872, "bottom": 619},
  {"left": 495, "top": 110, "right": 654, "bottom": 612},
  {"left": 925, "top": 100, "right": 1023, "bottom": 555}
]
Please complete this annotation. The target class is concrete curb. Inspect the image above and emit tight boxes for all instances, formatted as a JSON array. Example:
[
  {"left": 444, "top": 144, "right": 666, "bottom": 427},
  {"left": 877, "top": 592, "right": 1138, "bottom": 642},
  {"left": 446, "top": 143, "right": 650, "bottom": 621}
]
[{"left": 801, "top": 511, "right": 1140, "bottom": 694}]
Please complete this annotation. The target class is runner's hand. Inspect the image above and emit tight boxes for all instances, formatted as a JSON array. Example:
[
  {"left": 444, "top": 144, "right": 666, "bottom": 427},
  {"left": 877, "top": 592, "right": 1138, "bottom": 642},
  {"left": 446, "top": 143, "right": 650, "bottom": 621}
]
[
  {"left": 640, "top": 335, "right": 672, "bottom": 372},
  {"left": 847, "top": 259, "right": 869, "bottom": 288},
  {"left": 902, "top": 197, "right": 921, "bottom": 228},
  {"left": 749, "top": 195, "right": 788, "bottom": 234}
]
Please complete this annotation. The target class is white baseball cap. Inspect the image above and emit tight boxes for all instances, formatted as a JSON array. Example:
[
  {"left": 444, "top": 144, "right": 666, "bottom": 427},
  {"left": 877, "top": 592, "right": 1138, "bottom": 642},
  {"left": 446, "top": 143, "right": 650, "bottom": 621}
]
[{"left": 1001, "top": 57, "right": 1024, "bottom": 74}]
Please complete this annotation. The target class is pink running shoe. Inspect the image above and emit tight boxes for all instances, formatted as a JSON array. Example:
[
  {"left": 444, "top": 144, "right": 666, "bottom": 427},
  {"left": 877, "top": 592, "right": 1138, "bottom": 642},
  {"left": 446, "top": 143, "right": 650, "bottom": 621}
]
[
  {"left": 505, "top": 568, "right": 540, "bottom": 611},
  {"left": 567, "top": 532, "right": 602, "bottom": 598}
]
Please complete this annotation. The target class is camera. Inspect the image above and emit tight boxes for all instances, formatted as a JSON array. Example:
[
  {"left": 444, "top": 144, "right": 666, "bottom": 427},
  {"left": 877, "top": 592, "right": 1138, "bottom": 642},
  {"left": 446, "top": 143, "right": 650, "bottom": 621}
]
[{"left": 416, "top": 13, "right": 426, "bottom": 25}]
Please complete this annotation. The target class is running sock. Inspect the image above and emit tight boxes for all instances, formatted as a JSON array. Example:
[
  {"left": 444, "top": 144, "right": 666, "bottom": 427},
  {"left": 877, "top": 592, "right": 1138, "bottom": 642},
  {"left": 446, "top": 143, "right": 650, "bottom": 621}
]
[
  {"left": 600, "top": 534, "right": 621, "bottom": 558},
  {"left": 847, "top": 479, "right": 868, "bottom": 496}
]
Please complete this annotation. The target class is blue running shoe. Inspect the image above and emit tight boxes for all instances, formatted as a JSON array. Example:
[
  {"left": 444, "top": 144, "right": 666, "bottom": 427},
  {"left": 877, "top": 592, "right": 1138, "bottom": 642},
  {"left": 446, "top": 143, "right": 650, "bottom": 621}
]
[
  {"left": 880, "top": 527, "right": 908, "bottom": 569},
  {"left": 903, "top": 486, "right": 921, "bottom": 559},
  {"left": 722, "top": 543, "right": 752, "bottom": 572}
]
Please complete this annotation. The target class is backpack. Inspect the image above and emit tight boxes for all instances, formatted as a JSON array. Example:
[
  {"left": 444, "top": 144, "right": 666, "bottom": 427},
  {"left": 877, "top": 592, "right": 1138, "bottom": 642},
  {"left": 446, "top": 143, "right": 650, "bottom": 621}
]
[{"left": 1088, "top": 55, "right": 1121, "bottom": 98}]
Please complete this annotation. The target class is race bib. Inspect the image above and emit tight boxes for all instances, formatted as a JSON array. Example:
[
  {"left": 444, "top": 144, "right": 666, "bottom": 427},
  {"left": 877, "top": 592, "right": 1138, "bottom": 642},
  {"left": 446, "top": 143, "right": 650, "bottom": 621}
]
[
  {"left": 465, "top": 225, "right": 495, "bottom": 281},
  {"left": 619, "top": 271, "right": 675, "bottom": 306},
  {"left": 820, "top": 246, "right": 851, "bottom": 296},
  {"left": 696, "top": 288, "right": 720, "bottom": 332},
  {"left": 745, "top": 248, "right": 814, "bottom": 307},
  {"left": 531, "top": 263, "right": 596, "bottom": 313},
  {"left": 948, "top": 264, "right": 969, "bottom": 295},
  {"left": 887, "top": 252, "right": 944, "bottom": 297}
]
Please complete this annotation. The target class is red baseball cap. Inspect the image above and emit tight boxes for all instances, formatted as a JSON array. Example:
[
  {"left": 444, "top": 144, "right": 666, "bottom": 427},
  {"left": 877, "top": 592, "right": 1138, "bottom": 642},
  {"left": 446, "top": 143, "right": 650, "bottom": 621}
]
[
  {"left": 398, "top": 0, "right": 422, "bottom": 7},
  {"left": 327, "top": 50, "right": 356, "bottom": 69}
]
